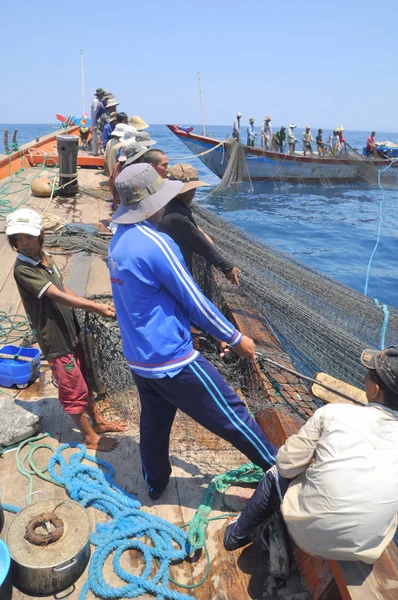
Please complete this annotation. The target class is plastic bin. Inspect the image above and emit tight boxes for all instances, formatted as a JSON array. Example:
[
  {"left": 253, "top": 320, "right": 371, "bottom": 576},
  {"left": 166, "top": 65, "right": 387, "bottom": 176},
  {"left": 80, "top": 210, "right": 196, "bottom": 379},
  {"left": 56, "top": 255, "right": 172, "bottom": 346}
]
[{"left": 0, "top": 345, "right": 41, "bottom": 388}]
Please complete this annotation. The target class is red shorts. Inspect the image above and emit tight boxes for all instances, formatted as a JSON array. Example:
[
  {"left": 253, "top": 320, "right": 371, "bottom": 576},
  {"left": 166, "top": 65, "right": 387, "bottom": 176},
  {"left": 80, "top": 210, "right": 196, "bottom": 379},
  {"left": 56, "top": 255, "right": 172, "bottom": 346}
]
[{"left": 47, "top": 344, "right": 92, "bottom": 415}]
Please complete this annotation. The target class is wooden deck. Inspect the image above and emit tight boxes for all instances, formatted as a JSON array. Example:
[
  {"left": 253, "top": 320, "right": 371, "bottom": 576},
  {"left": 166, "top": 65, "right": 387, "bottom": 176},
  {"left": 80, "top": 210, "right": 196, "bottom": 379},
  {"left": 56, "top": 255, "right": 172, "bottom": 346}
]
[{"left": 0, "top": 165, "right": 310, "bottom": 599}]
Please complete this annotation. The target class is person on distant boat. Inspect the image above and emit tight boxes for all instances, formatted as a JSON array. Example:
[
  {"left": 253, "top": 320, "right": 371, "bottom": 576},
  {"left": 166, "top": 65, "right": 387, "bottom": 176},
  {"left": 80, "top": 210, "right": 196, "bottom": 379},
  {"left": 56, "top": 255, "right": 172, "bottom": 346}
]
[
  {"left": 90, "top": 87, "right": 105, "bottom": 157},
  {"left": 137, "top": 148, "right": 170, "bottom": 179},
  {"left": 108, "top": 164, "right": 278, "bottom": 500},
  {"left": 316, "top": 128, "right": 326, "bottom": 155},
  {"left": 246, "top": 119, "right": 257, "bottom": 147},
  {"left": 6, "top": 209, "right": 128, "bottom": 452},
  {"left": 232, "top": 113, "right": 242, "bottom": 142},
  {"left": 224, "top": 345, "right": 398, "bottom": 564},
  {"left": 336, "top": 126, "right": 347, "bottom": 152},
  {"left": 287, "top": 123, "right": 298, "bottom": 154},
  {"left": 366, "top": 131, "right": 377, "bottom": 157},
  {"left": 274, "top": 126, "right": 286, "bottom": 153},
  {"left": 329, "top": 130, "right": 342, "bottom": 155},
  {"left": 261, "top": 117, "right": 272, "bottom": 150},
  {"left": 159, "top": 164, "right": 240, "bottom": 284},
  {"left": 302, "top": 126, "right": 314, "bottom": 156}
]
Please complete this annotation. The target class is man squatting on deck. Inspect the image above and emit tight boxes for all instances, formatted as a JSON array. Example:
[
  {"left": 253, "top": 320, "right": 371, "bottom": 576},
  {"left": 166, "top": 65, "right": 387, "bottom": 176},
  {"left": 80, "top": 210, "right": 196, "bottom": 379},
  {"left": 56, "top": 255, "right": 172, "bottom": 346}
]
[
  {"left": 225, "top": 346, "right": 398, "bottom": 563},
  {"left": 108, "top": 163, "right": 277, "bottom": 499},
  {"left": 6, "top": 209, "right": 128, "bottom": 452}
]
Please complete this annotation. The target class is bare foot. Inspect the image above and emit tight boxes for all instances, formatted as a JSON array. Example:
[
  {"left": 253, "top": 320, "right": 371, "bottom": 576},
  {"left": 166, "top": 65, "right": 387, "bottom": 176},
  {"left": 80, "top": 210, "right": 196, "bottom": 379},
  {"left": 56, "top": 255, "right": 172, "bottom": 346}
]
[
  {"left": 93, "top": 420, "right": 128, "bottom": 433},
  {"left": 83, "top": 434, "right": 119, "bottom": 452}
]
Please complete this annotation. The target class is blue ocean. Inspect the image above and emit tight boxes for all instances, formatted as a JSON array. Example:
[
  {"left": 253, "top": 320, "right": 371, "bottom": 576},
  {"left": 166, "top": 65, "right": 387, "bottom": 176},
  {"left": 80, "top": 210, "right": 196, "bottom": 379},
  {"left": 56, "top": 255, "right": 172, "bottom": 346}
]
[{"left": 2, "top": 123, "right": 398, "bottom": 308}]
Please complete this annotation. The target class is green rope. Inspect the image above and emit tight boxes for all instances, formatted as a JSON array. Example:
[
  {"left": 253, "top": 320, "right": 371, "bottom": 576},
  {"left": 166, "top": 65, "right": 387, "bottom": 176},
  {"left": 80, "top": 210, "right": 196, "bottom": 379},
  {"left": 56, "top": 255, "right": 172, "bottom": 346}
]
[
  {"left": 187, "top": 462, "right": 263, "bottom": 551},
  {"left": 0, "top": 311, "right": 32, "bottom": 345}
]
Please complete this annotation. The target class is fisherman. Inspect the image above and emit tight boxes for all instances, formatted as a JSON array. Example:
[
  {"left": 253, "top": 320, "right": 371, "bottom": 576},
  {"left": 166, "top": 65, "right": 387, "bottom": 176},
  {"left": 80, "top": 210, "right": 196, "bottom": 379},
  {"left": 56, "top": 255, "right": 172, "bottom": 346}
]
[
  {"left": 261, "top": 116, "right": 272, "bottom": 150},
  {"left": 97, "top": 97, "right": 119, "bottom": 151},
  {"left": 302, "top": 126, "right": 314, "bottom": 156},
  {"left": 274, "top": 126, "right": 286, "bottom": 153},
  {"left": 6, "top": 209, "right": 128, "bottom": 452},
  {"left": 232, "top": 113, "right": 242, "bottom": 142},
  {"left": 159, "top": 164, "right": 240, "bottom": 284},
  {"left": 366, "top": 131, "right": 377, "bottom": 157},
  {"left": 108, "top": 164, "right": 277, "bottom": 499},
  {"left": 316, "top": 128, "right": 326, "bottom": 155},
  {"left": 104, "top": 123, "right": 127, "bottom": 177},
  {"left": 287, "top": 123, "right": 298, "bottom": 154},
  {"left": 329, "top": 130, "right": 342, "bottom": 155},
  {"left": 224, "top": 346, "right": 398, "bottom": 563},
  {"left": 90, "top": 87, "right": 105, "bottom": 156},
  {"left": 246, "top": 119, "right": 257, "bottom": 147},
  {"left": 336, "top": 126, "right": 347, "bottom": 152},
  {"left": 102, "top": 111, "right": 128, "bottom": 152},
  {"left": 137, "top": 149, "right": 170, "bottom": 178}
]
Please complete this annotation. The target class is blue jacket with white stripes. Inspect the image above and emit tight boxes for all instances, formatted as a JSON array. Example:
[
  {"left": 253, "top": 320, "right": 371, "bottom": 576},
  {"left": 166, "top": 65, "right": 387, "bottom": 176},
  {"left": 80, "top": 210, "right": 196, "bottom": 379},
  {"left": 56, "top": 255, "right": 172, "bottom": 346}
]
[{"left": 108, "top": 220, "right": 242, "bottom": 378}]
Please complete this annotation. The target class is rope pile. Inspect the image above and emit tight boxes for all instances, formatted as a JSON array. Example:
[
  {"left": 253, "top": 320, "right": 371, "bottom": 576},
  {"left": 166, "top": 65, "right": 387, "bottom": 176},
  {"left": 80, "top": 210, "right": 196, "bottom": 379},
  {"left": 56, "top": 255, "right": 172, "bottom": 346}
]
[{"left": 4, "top": 437, "right": 194, "bottom": 600}]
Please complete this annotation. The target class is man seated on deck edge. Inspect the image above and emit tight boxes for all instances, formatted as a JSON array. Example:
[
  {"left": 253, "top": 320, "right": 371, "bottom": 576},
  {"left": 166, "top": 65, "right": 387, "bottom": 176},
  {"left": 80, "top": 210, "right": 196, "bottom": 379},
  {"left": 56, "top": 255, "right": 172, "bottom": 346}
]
[{"left": 224, "top": 346, "right": 398, "bottom": 564}]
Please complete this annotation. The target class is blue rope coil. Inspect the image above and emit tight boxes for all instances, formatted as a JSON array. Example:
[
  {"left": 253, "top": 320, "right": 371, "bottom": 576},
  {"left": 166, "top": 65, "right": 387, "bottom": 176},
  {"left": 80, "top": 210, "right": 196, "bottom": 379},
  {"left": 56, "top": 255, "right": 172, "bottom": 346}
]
[{"left": 48, "top": 444, "right": 194, "bottom": 600}]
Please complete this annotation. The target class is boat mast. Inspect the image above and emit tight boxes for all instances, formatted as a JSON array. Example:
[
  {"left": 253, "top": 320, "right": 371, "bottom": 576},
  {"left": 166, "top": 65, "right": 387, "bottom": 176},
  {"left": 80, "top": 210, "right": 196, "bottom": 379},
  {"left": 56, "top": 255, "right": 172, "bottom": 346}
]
[
  {"left": 80, "top": 50, "right": 85, "bottom": 115},
  {"left": 197, "top": 71, "right": 206, "bottom": 136}
]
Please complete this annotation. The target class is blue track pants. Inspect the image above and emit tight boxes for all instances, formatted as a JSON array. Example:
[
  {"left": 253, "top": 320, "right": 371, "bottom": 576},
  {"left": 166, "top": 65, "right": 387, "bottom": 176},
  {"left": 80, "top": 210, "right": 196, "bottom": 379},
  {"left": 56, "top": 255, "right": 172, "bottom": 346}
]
[{"left": 132, "top": 355, "right": 277, "bottom": 491}]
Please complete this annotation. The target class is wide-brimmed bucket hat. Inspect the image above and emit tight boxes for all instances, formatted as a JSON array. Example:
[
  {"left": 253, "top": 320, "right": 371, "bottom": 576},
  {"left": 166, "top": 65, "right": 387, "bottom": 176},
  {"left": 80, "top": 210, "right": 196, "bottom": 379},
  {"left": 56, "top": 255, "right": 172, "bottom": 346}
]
[
  {"left": 95, "top": 87, "right": 105, "bottom": 96},
  {"left": 123, "top": 142, "right": 154, "bottom": 168},
  {"left": 336, "top": 125, "right": 345, "bottom": 132},
  {"left": 106, "top": 99, "right": 119, "bottom": 109},
  {"left": 111, "top": 124, "right": 128, "bottom": 138},
  {"left": 289, "top": 122, "right": 297, "bottom": 128},
  {"left": 169, "top": 164, "right": 210, "bottom": 193},
  {"left": 129, "top": 116, "right": 149, "bottom": 131},
  {"left": 113, "top": 164, "right": 184, "bottom": 224},
  {"left": 135, "top": 131, "right": 156, "bottom": 146},
  {"left": 120, "top": 126, "right": 138, "bottom": 144}
]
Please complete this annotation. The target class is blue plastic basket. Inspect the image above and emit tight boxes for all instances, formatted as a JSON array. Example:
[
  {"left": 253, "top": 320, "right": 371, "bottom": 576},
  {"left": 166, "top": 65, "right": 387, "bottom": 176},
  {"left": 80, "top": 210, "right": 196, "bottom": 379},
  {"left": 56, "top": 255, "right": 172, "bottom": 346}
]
[
  {"left": 0, "top": 345, "right": 41, "bottom": 388},
  {"left": 0, "top": 539, "right": 11, "bottom": 597}
]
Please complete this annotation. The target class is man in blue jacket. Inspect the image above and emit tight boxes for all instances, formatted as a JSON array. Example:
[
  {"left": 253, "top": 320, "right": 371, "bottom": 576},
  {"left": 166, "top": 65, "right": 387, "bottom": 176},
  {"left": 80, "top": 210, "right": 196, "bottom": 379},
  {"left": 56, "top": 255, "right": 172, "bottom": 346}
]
[{"left": 109, "top": 163, "right": 277, "bottom": 499}]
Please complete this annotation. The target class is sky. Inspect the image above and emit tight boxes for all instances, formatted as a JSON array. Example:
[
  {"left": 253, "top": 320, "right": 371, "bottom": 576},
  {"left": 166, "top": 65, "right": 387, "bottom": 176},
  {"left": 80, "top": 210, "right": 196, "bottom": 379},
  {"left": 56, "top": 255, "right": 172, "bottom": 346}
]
[{"left": 2, "top": 0, "right": 398, "bottom": 130}]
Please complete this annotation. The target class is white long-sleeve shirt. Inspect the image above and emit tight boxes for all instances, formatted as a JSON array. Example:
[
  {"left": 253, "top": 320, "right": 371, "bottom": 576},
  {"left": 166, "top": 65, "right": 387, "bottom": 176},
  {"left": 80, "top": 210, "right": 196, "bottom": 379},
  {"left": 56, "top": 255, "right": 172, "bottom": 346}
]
[
  {"left": 287, "top": 127, "right": 297, "bottom": 143},
  {"left": 277, "top": 402, "right": 398, "bottom": 564}
]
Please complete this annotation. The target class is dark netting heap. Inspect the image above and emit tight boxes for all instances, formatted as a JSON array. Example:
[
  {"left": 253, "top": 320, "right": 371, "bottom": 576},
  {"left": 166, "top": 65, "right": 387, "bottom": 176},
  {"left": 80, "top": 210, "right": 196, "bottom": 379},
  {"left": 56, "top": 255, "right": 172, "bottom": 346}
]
[
  {"left": 45, "top": 225, "right": 110, "bottom": 255},
  {"left": 191, "top": 204, "right": 398, "bottom": 389},
  {"left": 80, "top": 293, "right": 317, "bottom": 425}
]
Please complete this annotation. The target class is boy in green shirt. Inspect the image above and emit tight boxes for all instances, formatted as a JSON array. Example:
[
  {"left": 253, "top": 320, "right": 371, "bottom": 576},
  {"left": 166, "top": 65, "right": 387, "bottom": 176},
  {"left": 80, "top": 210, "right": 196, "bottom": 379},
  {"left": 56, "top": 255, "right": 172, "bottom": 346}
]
[{"left": 6, "top": 208, "right": 126, "bottom": 451}]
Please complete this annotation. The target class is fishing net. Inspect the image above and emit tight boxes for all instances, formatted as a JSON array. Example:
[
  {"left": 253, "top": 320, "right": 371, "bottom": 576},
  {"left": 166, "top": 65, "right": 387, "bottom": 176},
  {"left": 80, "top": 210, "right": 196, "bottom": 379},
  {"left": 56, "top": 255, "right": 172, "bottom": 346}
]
[
  {"left": 211, "top": 139, "right": 398, "bottom": 190},
  {"left": 191, "top": 204, "right": 398, "bottom": 389},
  {"left": 212, "top": 141, "right": 253, "bottom": 194},
  {"left": 45, "top": 226, "right": 110, "bottom": 255}
]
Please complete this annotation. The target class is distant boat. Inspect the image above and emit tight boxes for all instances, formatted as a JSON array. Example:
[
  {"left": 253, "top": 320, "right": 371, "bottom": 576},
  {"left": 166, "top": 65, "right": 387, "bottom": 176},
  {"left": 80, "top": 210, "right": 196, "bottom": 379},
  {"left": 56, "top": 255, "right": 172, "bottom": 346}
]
[{"left": 167, "top": 125, "right": 398, "bottom": 184}]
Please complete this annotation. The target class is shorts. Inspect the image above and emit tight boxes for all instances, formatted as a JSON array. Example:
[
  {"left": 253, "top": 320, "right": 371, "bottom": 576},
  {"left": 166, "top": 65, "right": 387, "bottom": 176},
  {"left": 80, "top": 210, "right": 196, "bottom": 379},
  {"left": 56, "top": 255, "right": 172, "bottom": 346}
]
[{"left": 47, "top": 344, "right": 91, "bottom": 415}]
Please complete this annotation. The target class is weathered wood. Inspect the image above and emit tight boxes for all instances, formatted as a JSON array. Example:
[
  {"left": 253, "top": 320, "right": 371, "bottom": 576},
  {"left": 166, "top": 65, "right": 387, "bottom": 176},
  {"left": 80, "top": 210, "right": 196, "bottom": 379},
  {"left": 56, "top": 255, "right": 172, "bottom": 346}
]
[
  {"left": 64, "top": 251, "right": 91, "bottom": 296},
  {"left": 268, "top": 512, "right": 290, "bottom": 580},
  {"left": 311, "top": 373, "right": 367, "bottom": 406}
]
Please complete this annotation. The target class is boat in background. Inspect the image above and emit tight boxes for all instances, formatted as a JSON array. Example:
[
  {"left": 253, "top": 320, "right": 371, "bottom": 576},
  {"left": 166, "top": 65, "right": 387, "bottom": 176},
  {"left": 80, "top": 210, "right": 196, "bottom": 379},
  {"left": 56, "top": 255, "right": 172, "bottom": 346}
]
[{"left": 167, "top": 124, "right": 398, "bottom": 184}]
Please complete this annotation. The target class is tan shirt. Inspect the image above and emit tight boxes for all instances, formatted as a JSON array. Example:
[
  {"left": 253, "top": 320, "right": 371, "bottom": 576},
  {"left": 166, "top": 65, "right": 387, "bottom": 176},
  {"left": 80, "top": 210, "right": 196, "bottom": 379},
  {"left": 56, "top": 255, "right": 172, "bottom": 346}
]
[
  {"left": 104, "top": 138, "right": 122, "bottom": 176},
  {"left": 277, "top": 403, "right": 398, "bottom": 563}
]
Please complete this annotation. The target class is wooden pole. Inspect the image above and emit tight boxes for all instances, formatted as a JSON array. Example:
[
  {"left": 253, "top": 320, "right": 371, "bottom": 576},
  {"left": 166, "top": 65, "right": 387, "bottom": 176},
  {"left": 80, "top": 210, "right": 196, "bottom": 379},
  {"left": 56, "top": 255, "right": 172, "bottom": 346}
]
[
  {"left": 197, "top": 71, "right": 206, "bottom": 136},
  {"left": 80, "top": 50, "right": 85, "bottom": 116}
]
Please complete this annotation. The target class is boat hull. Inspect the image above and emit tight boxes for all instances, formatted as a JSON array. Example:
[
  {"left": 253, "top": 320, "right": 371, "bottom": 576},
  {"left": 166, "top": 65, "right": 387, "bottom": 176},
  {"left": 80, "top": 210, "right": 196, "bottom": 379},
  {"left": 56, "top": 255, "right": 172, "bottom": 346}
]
[{"left": 167, "top": 125, "right": 397, "bottom": 183}]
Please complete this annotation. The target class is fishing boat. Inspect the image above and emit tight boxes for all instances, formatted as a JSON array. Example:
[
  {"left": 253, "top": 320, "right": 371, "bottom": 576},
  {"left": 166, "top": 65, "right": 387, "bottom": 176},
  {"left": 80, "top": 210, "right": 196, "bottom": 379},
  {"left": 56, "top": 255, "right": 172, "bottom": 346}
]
[
  {"left": 167, "top": 124, "right": 398, "bottom": 184},
  {"left": 0, "top": 128, "right": 397, "bottom": 600}
]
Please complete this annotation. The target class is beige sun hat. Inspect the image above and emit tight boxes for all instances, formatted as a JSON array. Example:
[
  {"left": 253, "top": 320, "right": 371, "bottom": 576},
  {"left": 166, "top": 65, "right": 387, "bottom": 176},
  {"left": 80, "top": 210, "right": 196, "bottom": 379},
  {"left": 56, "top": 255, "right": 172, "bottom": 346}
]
[
  {"left": 129, "top": 116, "right": 149, "bottom": 131},
  {"left": 169, "top": 164, "right": 210, "bottom": 193},
  {"left": 335, "top": 125, "right": 345, "bottom": 132}
]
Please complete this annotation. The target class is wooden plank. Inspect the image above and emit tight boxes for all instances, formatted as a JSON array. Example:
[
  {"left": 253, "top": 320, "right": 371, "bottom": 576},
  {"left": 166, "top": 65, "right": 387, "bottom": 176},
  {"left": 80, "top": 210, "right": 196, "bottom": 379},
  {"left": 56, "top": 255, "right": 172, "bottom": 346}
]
[
  {"left": 311, "top": 373, "right": 367, "bottom": 406},
  {"left": 64, "top": 251, "right": 91, "bottom": 296}
]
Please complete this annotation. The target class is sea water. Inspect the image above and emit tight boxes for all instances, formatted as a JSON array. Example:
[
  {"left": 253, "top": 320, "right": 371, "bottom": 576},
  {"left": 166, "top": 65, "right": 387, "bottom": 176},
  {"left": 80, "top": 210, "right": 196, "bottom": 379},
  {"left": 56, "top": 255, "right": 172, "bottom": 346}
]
[{"left": 2, "top": 123, "right": 397, "bottom": 308}]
